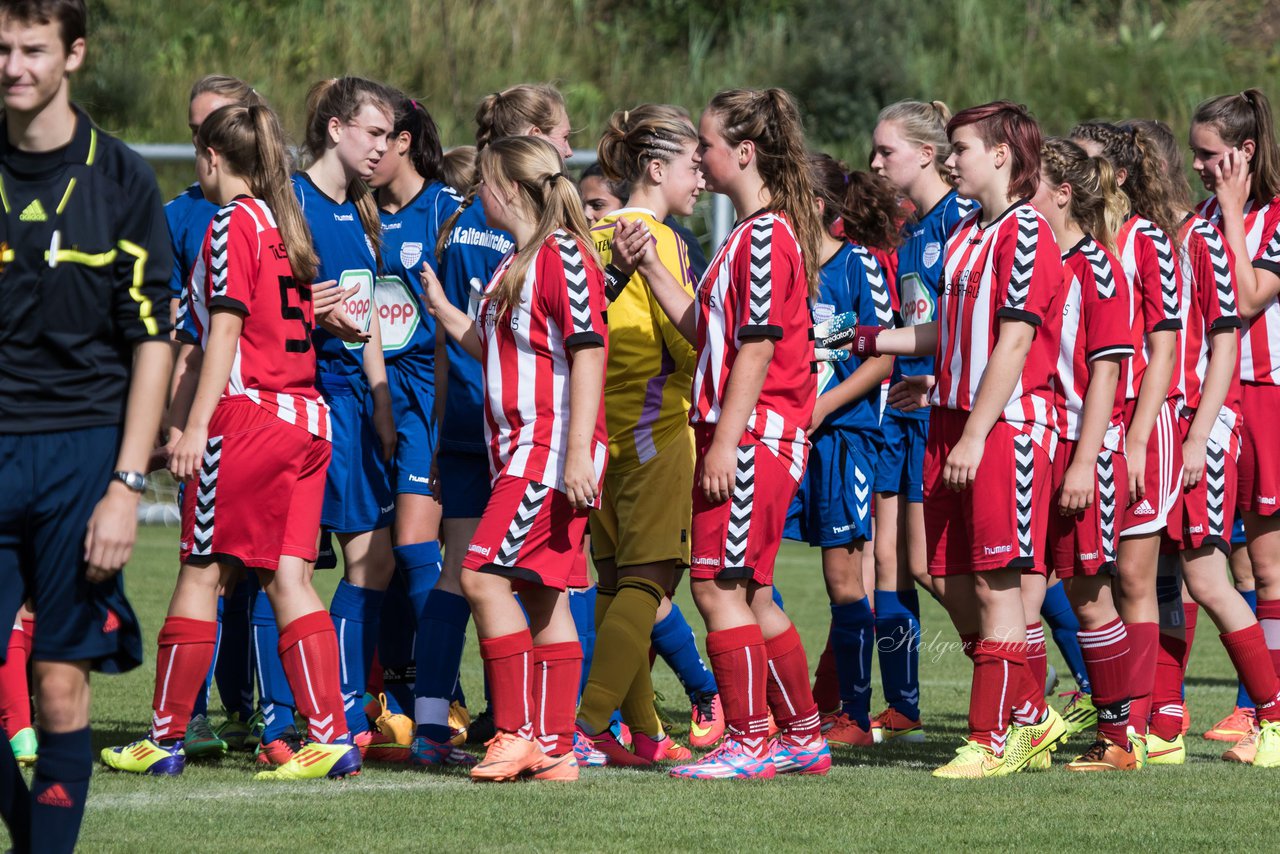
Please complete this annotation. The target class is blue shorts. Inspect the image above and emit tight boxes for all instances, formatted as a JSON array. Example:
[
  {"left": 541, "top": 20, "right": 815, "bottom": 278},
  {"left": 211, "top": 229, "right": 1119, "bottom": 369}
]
[
  {"left": 876, "top": 412, "right": 927, "bottom": 503},
  {"left": 785, "top": 428, "right": 879, "bottom": 548},
  {"left": 317, "top": 374, "right": 395, "bottom": 533},
  {"left": 437, "top": 448, "right": 491, "bottom": 520},
  {"left": 0, "top": 427, "right": 143, "bottom": 673},
  {"left": 387, "top": 355, "right": 438, "bottom": 497}
]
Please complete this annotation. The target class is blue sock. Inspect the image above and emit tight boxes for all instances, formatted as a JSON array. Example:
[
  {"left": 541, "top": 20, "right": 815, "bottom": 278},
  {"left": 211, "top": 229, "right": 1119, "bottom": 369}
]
[
  {"left": 1041, "top": 583, "right": 1092, "bottom": 693},
  {"left": 214, "top": 577, "right": 255, "bottom": 718},
  {"left": 903, "top": 587, "right": 922, "bottom": 619},
  {"left": 652, "top": 603, "right": 716, "bottom": 699},
  {"left": 772, "top": 585, "right": 785, "bottom": 611},
  {"left": 252, "top": 591, "right": 296, "bottom": 744},
  {"left": 193, "top": 596, "right": 219, "bottom": 718},
  {"left": 383, "top": 541, "right": 443, "bottom": 716},
  {"left": 377, "top": 571, "right": 417, "bottom": 716},
  {"left": 0, "top": 725, "right": 30, "bottom": 852},
  {"left": 330, "top": 580, "right": 386, "bottom": 734},
  {"left": 831, "top": 598, "right": 874, "bottom": 729},
  {"left": 414, "top": 590, "right": 471, "bottom": 742},
  {"left": 31, "top": 727, "right": 91, "bottom": 854},
  {"left": 874, "top": 590, "right": 921, "bottom": 720},
  {"left": 1238, "top": 589, "right": 1259, "bottom": 709},
  {"left": 569, "top": 587, "right": 597, "bottom": 698}
]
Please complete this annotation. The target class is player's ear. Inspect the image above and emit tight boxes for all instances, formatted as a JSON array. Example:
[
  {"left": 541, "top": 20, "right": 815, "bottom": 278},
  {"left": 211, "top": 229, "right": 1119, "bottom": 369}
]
[
  {"left": 63, "top": 37, "right": 85, "bottom": 73},
  {"left": 328, "top": 116, "right": 343, "bottom": 147},
  {"left": 647, "top": 157, "right": 665, "bottom": 185},
  {"left": 738, "top": 139, "right": 755, "bottom": 170},
  {"left": 918, "top": 143, "right": 934, "bottom": 169},
  {"left": 1241, "top": 138, "right": 1257, "bottom": 163}
]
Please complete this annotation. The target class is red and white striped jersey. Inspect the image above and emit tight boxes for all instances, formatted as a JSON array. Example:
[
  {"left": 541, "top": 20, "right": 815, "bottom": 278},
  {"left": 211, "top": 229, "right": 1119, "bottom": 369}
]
[
  {"left": 177, "top": 197, "right": 331, "bottom": 439},
  {"left": 691, "top": 210, "right": 815, "bottom": 481},
  {"left": 931, "top": 201, "right": 1062, "bottom": 452},
  {"left": 1196, "top": 195, "right": 1280, "bottom": 385},
  {"left": 1178, "top": 214, "right": 1242, "bottom": 424},
  {"left": 475, "top": 230, "right": 609, "bottom": 493},
  {"left": 1116, "top": 215, "right": 1183, "bottom": 402},
  {"left": 1052, "top": 236, "right": 1133, "bottom": 449}
]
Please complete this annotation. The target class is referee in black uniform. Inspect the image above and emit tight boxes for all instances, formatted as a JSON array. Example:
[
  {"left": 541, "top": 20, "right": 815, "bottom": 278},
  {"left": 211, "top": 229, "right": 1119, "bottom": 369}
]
[{"left": 0, "top": 2, "right": 172, "bottom": 851}]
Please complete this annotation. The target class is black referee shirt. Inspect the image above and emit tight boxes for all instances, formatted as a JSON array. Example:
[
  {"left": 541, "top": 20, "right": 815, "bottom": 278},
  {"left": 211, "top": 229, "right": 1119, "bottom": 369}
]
[{"left": 0, "top": 104, "right": 173, "bottom": 433}]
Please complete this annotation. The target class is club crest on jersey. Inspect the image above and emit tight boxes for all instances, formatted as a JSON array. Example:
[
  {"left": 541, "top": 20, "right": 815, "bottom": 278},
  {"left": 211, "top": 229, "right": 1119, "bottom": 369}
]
[
  {"left": 923, "top": 241, "right": 942, "bottom": 268},
  {"left": 400, "top": 241, "right": 423, "bottom": 270}
]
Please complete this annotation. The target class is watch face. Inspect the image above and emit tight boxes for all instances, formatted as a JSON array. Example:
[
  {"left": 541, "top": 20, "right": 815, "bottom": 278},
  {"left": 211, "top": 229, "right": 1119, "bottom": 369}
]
[{"left": 116, "top": 471, "right": 146, "bottom": 492}]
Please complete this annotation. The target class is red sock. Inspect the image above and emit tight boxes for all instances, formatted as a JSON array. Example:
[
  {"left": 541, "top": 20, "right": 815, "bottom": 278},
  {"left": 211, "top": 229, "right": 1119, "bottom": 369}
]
[
  {"left": 1124, "top": 622, "right": 1159, "bottom": 735},
  {"left": 532, "top": 641, "right": 581, "bottom": 755},
  {"left": 479, "top": 630, "right": 534, "bottom": 739},
  {"left": 705, "top": 625, "right": 769, "bottom": 755},
  {"left": 1150, "top": 629, "right": 1187, "bottom": 741},
  {"left": 1010, "top": 630, "right": 1047, "bottom": 726},
  {"left": 1258, "top": 599, "right": 1280, "bottom": 676},
  {"left": 1222, "top": 624, "right": 1280, "bottom": 722},
  {"left": 1181, "top": 603, "right": 1199, "bottom": 670},
  {"left": 1078, "top": 618, "right": 1130, "bottom": 743},
  {"left": 970, "top": 640, "right": 1022, "bottom": 755},
  {"left": 811, "top": 630, "right": 840, "bottom": 714},
  {"left": 279, "top": 611, "right": 349, "bottom": 743},
  {"left": 764, "top": 624, "right": 820, "bottom": 742},
  {"left": 150, "top": 617, "right": 217, "bottom": 742},
  {"left": 1024, "top": 622, "right": 1047, "bottom": 704},
  {"left": 0, "top": 624, "right": 32, "bottom": 733}
]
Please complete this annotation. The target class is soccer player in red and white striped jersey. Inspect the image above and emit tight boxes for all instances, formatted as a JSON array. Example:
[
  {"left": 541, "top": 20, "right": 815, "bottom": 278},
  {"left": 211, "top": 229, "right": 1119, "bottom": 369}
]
[
  {"left": 422, "top": 135, "right": 608, "bottom": 782},
  {"left": 855, "top": 102, "right": 1067, "bottom": 777},
  {"left": 1031, "top": 138, "right": 1137, "bottom": 771},
  {"left": 102, "top": 103, "right": 360, "bottom": 781},
  {"left": 1190, "top": 90, "right": 1280, "bottom": 765},
  {"left": 613, "top": 88, "right": 832, "bottom": 780},
  {"left": 1071, "top": 121, "right": 1186, "bottom": 750}
]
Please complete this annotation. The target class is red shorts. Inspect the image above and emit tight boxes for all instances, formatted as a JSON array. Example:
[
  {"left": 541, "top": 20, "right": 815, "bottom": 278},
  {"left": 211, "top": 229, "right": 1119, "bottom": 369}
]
[
  {"left": 689, "top": 429, "right": 799, "bottom": 586},
  {"left": 1047, "top": 441, "right": 1125, "bottom": 578},
  {"left": 1178, "top": 411, "right": 1239, "bottom": 552},
  {"left": 924, "top": 409, "right": 1051, "bottom": 576},
  {"left": 1238, "top": 383, "right": 1280, "bottom": 515},
  {"left": 180, "top": 397, "right": 330, "bottom": 570},
  {"left": 463, "top": 475, "right": 589, "bottom": 591},
  {"left": 1121, "top": 398, "right": 1183, "bottom": 536}
]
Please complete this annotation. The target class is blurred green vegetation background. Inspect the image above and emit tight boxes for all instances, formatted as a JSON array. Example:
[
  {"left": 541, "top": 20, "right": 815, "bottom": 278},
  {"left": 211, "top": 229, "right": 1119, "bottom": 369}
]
[{"left": 80, "top": 0, "right": 1280, "bottom": 195}]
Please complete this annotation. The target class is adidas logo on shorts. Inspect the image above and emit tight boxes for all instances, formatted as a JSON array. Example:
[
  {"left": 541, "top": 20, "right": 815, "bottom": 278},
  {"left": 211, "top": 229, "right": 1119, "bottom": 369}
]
[{"left": 1133, "top": 499, "right": 1156, "bottom": 516}]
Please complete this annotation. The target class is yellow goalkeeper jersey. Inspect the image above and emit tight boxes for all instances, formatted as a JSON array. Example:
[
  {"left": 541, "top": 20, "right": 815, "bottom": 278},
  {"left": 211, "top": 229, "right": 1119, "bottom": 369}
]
[{"left": 590, "top": 208, "right": 697, "bottom": 472}]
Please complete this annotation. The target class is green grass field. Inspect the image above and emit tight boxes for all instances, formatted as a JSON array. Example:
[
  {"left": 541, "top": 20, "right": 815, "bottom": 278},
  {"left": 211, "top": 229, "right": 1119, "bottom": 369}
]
[{"left": 18, "top": 526, "right": 1280, "bottom": 852}]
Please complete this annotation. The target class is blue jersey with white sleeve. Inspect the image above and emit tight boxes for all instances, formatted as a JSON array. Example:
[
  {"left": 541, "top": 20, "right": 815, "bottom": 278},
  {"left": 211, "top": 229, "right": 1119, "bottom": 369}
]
[
  {"left": 813, "top": 242, "right": 895, "bottom": 434},
  {"left": 889, "top": 190, "right": 973, "bottom": 420},
  {"left": 165, "top": 183, "right": 217, "bottom": 339},
  {"left": 293, "top": 173, "right": 379, "bottom": 380},
  {"left": 438, "top": 197, "right": 515, "bottom": 454},
  {"left": 377, "top": 181, "right": 463, "bottom": 365}
]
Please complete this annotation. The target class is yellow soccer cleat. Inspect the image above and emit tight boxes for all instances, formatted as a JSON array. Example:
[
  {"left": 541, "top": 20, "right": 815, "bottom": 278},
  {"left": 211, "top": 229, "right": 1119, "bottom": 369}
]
[
  {"left": 999, "top": 707, "right": 1067, "bottom": 775},
  {"left": 1127, "top": 729, "right": 1148, "bottom": 769},
  {"left": 932, "top": 740, "right": 1005, "bottom": 779},
  {"left": 1146, "top": 732, "right": 1186, "bottom": 765},
  {"left": 253, "top": 741, "right": 361, "bottom": 780},
  {"left": 1254, "top": 720, "right": 1280, "bottom": 768},
  {"left": 449, "top": 701, "right": 472, "bottom": 747},
  {"left": 100, "top": 737, "right": 185, "bottom": 776}
]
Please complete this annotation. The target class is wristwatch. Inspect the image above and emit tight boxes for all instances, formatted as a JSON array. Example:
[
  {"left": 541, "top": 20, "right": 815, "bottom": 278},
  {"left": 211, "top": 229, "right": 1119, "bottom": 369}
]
[{"left": 111, "top": 470, "right": 147, "bottom": 493}]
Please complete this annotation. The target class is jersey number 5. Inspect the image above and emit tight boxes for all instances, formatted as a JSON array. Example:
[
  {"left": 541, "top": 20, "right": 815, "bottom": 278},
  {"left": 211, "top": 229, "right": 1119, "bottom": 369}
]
[{"left": 278, "top": 275, "right": 311, "bottom": 353}]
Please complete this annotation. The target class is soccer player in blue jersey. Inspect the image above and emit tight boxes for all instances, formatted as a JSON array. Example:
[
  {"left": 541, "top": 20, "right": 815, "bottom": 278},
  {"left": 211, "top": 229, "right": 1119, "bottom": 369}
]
[
  {"left": 425, "top": 83, "right": 573, "bottom": 750},
  {"left": 0, "top": 1, "right": 172, "bottom": 847},
  {"left": 364, "top": 92, "right": 472, "bottom": 764},
  {"left": 868, "top": 100, "right": 972, "bottom": 743},
  {"left": 785, "top": 154, "right": 896, "bottom": 748},
  {"left": 290, "top": 76, "right": 399, "bottom": 761}
]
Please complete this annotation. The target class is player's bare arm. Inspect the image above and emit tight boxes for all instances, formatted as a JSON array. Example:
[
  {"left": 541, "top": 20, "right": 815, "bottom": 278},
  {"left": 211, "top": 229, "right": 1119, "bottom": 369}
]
[
  {"left": 84, "top": 339, "right": 171, "bottom": 582},
  {"left": 703, "top": 337, "right": 773, "bottom": 504}
]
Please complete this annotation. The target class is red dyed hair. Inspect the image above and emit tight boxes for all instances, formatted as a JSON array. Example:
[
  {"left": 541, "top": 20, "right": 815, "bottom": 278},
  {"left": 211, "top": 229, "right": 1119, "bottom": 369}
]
[{"left": 947, "top": 100, "right": 1042, "bottom": 201}]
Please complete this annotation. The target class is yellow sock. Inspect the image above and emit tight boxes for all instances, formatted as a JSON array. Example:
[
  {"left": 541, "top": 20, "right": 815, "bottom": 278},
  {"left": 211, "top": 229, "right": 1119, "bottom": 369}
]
[
  {"left": 576, "top": 576, "right": 664, "bottom": 734},
  {"left": 594, "top": 586, "right": 616, "bottom": 628},
  {"left": 620, "top": 650, "right": 664, "bottom": 739}
]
